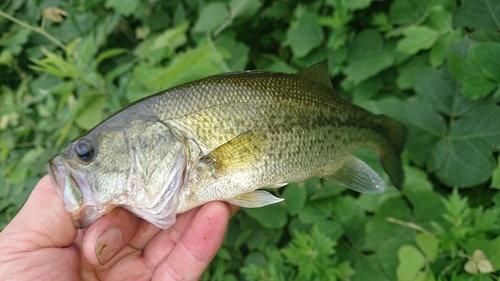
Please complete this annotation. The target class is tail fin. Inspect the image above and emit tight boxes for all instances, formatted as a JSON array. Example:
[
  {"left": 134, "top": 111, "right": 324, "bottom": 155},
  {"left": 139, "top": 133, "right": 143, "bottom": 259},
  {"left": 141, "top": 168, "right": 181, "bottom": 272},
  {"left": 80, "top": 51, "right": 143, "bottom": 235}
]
[{"left": 379, "top": 115, "right": 408, "bottom": 189}]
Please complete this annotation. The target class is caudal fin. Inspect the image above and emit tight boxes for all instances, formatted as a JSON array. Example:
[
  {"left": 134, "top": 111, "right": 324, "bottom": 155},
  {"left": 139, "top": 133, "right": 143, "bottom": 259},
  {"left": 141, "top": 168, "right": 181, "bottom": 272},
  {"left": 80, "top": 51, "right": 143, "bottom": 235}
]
[{"left": 379, "top": 115, "right": 408, "bottom": 189}]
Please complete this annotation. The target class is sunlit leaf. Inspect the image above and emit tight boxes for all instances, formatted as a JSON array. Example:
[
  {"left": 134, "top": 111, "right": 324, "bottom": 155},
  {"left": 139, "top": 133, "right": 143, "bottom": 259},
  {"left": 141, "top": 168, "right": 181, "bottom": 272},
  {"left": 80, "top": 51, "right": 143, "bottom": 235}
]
[
  {"left": 286, "top": 11, "right": 323, "bottom": 58},
  {"left": 193, "top": 3, "right": 228, "bottom": 33}
]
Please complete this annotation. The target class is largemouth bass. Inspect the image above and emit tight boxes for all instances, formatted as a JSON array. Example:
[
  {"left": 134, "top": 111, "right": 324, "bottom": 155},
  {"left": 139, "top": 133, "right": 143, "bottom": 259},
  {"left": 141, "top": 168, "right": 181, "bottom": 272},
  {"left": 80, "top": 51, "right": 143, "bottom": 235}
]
[{"left": 47, "top": 60, "right": 407, "bottom": 229}]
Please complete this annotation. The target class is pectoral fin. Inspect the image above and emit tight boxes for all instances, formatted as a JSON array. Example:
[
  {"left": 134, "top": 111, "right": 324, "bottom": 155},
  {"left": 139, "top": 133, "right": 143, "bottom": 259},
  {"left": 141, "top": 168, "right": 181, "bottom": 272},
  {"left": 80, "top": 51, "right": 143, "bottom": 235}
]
[
  {"left": 226, "top": 190, "right": 284, "bottom": 208},
  {"left": 320, "top": 154, "right": 385, "bottom": 194},
  {"left": 200, "top": 131, "right": 265, "bottom": 178}
]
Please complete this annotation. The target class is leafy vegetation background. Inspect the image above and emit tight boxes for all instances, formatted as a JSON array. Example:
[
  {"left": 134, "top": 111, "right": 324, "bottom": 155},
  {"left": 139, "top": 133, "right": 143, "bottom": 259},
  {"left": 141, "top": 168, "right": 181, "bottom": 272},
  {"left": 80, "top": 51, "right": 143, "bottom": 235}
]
[{"left": 1, "top": 0, "right": 500, "bottom": 280}]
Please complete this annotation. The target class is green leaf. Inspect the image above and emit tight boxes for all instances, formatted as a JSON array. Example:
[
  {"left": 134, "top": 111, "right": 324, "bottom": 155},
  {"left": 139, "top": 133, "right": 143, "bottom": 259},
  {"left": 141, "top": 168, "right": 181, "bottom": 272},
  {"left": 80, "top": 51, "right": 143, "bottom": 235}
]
[
  {"left": 244, "top": 203, "right": 288, "bottom": 229},
  {"left": 75, "top": 96, "right": 107, "bottom": 130},
  {"left": 389, "top": 0, "right": 452, "bottom": 25},
  {"left": 470, "top": 42, "right": 500, "bottom": 82},
  {"left": 344, "top": 54, "right": 393, "bottom": 85},
  {"left": 193, "top": 3, "right": 229, "bottom": 33},
  {"left": 347, "top": 29, "right": 384, "bottom": 62},
  {"left": 396, "top": 245, "right": 425, "bottom": 280},
  {"left": 282, "top": 184, "right": 306, "bottom": 216},
  {"left": 352, "top": 76, "right": 383, "bottom": 102},
  {"left": 455, "top": 0, "right": 500, "bottom": 30},
  {"left": 449, "top": 54, "right": 497, "bottom": 100},
  {"left": 426, "top": 105, "right": 500, "bottom": 187},
  {"left": 217, "top": 32, "right": 250, "bottom": 71},
  {"left": 229, "top": 0, "right": 261, "bottom": 19},
  {"left": 429, "top": 31, "right": 463, "bottom": 68},
  {"left": 141, "top": 45, "right": 224, "bottom": 90},
  {"left": 286, "top": 12, "right": 324, "bottom": 58},
  {"left": 415, "top": 67, "right": 481, "bottom": 116},
  {"left": 298, "top": 198, "right": 332, "bottom": 224},
  {"left": 105, "top": 0, "right": 139, "bottom": 16},
  {"left": 424, "top": 5, "right": 452, "bottom": 33},
  {"left": 415, "top": 233, "right": 439, "bottom": 262},
  {"left": 396, "top": 54, "right": 429, "bottom": 90},
  {"left": 397, "top": 26, "right": 439, "bottom": 55}
]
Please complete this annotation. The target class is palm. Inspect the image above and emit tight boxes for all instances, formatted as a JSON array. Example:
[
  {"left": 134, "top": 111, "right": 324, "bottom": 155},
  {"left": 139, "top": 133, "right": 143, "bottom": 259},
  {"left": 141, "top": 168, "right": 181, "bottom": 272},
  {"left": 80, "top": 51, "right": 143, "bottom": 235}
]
[{"left": 0, "top": 176, "right": 230, "bottom": 281}]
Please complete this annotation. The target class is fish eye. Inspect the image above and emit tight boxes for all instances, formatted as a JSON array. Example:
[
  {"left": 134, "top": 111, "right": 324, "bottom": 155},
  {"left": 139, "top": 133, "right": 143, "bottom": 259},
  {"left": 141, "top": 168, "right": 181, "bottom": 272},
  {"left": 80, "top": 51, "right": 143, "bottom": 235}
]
[{"left": 75, "top": 138, "right": 95, "bottom": 163}]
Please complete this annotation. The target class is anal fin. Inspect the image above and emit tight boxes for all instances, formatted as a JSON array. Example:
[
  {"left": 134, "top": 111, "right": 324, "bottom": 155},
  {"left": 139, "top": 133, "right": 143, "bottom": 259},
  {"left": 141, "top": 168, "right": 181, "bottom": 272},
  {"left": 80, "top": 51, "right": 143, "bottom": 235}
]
[
  {"left": 320, "top": 154, "right": 385, "bottom": 194},
  {"left": 226, "top": 190, "right": 284, "bottom": 208}
]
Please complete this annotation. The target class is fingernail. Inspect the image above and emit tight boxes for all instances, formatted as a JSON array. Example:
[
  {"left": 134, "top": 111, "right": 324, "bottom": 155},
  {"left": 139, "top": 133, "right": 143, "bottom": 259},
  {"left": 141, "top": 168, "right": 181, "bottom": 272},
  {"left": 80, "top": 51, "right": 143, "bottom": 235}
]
[{"left": 96, "top": 227, "right": 122, "bottom": 265}]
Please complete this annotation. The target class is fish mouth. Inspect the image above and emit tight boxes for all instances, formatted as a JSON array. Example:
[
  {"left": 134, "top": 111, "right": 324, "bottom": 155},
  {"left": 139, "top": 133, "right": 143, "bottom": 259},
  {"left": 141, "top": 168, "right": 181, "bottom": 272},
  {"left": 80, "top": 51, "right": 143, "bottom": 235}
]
[{"left": 47, "top": 156, "right": 100, "bottom": 228}]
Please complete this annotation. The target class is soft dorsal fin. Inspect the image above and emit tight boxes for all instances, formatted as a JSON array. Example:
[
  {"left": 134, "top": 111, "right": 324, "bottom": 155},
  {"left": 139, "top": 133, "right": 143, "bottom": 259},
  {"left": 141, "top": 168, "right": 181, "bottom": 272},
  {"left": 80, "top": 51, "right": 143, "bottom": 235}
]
[
  {"left": 296, "top": 60, "right": 332, "bottom": 89},
  {"left": 200, "top": 130, "right": 266, "bottom": 178}
]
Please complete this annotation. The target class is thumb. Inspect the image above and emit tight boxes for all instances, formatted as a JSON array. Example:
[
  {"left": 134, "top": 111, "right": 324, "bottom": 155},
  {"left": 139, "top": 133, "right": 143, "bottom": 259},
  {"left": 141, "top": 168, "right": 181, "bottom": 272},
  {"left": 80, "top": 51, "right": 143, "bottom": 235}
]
[{"left": 1, "top": 175, "right": 77, "bottom": 250}]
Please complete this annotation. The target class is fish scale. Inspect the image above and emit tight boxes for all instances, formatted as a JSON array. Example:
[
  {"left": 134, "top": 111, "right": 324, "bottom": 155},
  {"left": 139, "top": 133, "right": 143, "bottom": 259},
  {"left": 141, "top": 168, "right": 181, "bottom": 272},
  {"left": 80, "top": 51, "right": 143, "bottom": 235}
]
[{"left": 47, "top": 60, "right": 407, "bottom": 229}]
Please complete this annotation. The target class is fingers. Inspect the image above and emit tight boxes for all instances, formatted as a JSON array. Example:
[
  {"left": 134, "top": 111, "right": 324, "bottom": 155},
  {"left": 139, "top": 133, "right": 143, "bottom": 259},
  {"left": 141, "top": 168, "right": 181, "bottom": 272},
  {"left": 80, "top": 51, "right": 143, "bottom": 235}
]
[
  {"left": 0, "top": 175, "right": 77, "bottom": 250},
  {"left": 82, "top": 207, "right": 141, "bottom": 265},
  {"left": 152, "top": 201, "right": 230, "bottom": 280}
]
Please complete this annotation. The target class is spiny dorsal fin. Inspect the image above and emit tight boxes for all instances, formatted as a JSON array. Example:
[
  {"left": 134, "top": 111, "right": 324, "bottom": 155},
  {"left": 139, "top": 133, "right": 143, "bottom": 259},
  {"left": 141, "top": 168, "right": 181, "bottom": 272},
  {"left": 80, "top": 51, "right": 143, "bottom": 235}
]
[
  {"left": 296, "top": 60, "right": 332, "bottom": 89},
  {"left": 200, "top": 131, "right": 266, "bottom": 178}
]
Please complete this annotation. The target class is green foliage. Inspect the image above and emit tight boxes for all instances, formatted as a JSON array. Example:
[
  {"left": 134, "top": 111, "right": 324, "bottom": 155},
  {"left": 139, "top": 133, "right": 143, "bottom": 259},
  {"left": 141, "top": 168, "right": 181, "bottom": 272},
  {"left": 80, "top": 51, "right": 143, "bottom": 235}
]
[{"left": 1, "top": 0, "right": 500, "bottom": 280}]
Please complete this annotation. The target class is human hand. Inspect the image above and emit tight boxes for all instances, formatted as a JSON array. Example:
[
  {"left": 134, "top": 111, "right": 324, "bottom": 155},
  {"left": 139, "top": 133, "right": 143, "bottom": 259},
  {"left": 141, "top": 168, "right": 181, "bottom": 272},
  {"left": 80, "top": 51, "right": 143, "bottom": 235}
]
[{"left": 0, "top": 175, "right": 237, "bottom": 281}]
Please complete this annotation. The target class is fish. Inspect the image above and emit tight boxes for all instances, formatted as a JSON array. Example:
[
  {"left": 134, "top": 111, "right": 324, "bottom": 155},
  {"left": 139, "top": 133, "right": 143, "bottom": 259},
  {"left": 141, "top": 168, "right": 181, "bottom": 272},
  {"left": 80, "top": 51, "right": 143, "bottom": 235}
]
[{"left": 47, "top": 60, "right": 407, "bottom": 229}]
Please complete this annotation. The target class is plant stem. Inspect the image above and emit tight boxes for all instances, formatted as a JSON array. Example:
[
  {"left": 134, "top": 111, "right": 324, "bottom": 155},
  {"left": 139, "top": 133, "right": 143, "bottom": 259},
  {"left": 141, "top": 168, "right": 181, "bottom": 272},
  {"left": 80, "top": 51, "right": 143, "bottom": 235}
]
[
  {"left": 0, "top": 9, "right": 67, "bottom": 52},
  {"left": 386, "top": 217, "right": 436, "bottom": 237}
]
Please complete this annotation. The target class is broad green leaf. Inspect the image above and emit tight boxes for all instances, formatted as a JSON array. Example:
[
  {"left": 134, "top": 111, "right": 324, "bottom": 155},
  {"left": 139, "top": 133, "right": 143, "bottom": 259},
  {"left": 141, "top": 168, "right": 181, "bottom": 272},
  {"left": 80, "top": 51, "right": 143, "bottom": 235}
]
[
  {"left": 366, "top": 197, "right": 414, "bottom": 250},
  {"left": 396, "top": 54, "right": 429, "bottom": 90},
  {"left": 217, "top": 32, "right": 250, "bottom": 71},
  {"left": 105, "top": 0, "right": 139, "bottom": 16},
  {"left": 427, "top": 105, "right": 500, "bottom": 186},
  {"left": 348, "top": 29, "right": 384, "bottom": 62},
  {"left": 454, "top": 0, "right": 500, "bottom": 30},
  {"left": 286, "top": 12, "right": 323, "bottom": 58},
  {"left": 415, "top": 233, "right": 439, "bottom": 262},
  {"left": 282, "top": 184, "right": 306, "bottom": 216},
  {"left": 424, "top": 5, "right": 452, "bottom": 33},
  {"left": 244, "top": 203, "right": 288, "bottom": 229},
  {"left": 389, "top": 0, "right": 452, "bottom": 25},
  {"left": 314, "top": 220, "right": 344, "bottom": 241},
  {"left": 352, "top": 76, "right": 383, "bottom": 102},
  {"left": 397, "top": 245, "right": 425, "bottom": 280},
  {"left": 415, "top": 66, "right": 487, "bottom": 116},
  {"left": 230, "top": 0, "right": 261, "bottom": 19},
  {"left": 397, "top": 26, "right": 439, "bottom": 55},
  {"left": 75, "top": 96, "right": 107, "bottom": 130},
  {"left": 470, "top": 42, "right": 500, "bottom": 82},
  {"left": 298, "top": 198, "right": 332, "bottom": 224},
  {"left": 193, "top": 3, "right": 228, "bottom": 33},
  {"left": 449, "top": 53, "right": 498, "bottom": 99},
  {"left": 429, "top": 31, "right": 463, "bottom": 68},
  {"left": 344, "top": 54, "right": 393, "bottom": 85},
  {"left": 332, "top": 196, "right": 367, "bottom": 245},
  {"left": 144, "top": 45, "right": 224, "bottom": 90}
]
